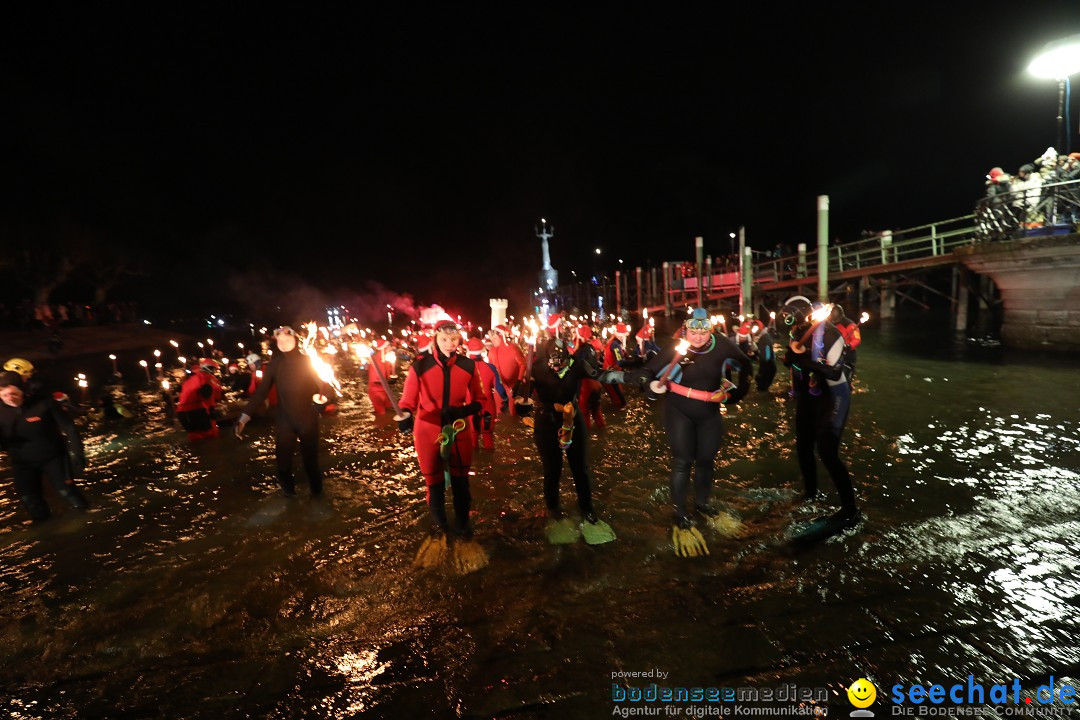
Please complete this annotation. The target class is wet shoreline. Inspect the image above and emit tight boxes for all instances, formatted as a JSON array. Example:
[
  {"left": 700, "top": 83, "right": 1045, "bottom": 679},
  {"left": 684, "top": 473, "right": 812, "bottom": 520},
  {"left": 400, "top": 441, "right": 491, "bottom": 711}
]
[{"left": 2, "top": 325, "right": 1080, "bottom": 718}]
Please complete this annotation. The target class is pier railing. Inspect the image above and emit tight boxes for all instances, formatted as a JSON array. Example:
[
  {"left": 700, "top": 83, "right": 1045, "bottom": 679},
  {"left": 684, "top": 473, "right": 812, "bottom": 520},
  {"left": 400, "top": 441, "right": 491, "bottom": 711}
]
[
  {"left": 973, "top": 177, "right": 1080, "bottom": 242},
  {"left": 750, "top": 214, "right": 980, "bottom": 284}
]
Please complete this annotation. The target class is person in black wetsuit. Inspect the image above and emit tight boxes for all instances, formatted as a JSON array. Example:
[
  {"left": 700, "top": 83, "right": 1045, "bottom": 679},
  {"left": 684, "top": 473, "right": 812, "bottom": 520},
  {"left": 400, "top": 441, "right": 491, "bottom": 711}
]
[
  {"left": 236, "top": 326, "right": 326, "bottom": 497},
  {"left": 0, "top": 371, "right": 89, "bottom": 522},
  {"left": 780, "top": 297, "right": 859, "bottom": 529},
  {"left": 632, "top": 308, "right": 751, "bottom": 557},
  {"left": 524, "top": 316, "right": 626, "bottom": 544}
]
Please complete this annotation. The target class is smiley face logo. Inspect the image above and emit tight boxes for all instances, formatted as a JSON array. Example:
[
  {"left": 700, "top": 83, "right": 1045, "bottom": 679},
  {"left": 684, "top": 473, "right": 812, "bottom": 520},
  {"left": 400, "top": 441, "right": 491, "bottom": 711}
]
[{"left": 847, "top": 678, "right": 876, "bottom": 708}]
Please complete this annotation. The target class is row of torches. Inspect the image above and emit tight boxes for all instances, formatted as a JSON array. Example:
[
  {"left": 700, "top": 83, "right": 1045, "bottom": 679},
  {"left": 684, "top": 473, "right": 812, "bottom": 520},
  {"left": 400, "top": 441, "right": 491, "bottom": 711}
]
[{"left": 82, "top": 307, "right": 870, "bottom": 402}]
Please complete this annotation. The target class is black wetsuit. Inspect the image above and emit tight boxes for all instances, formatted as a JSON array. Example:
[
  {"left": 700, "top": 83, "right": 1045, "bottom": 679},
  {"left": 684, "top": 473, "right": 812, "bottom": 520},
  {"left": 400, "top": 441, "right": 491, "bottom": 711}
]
[
  {"left": 640, "top": 334, "right": 751, "bottom": 523},
  {"left": 0, "top": 394, "right": 88, "bottom": 521},
  {"left": 783, "top": 322, "right": 855, "bottom": 514},
  {"left": 529, "top": 339, "right": 623, "bottom": 515},
  {"left": 753, "top": 330, "right": 777, "bottom": 391},
  {"left": 243, "top": 347, "right": 323, "bottom": 495}
]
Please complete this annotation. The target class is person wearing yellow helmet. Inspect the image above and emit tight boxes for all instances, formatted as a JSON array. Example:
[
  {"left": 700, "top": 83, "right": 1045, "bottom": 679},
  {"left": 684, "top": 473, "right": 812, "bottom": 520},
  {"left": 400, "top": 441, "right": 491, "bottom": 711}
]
[
  {"left": 3, "top": 358, "right": 35, "bottom": 381},
  {"left": 0, "top": 371, "right": 89, "bottom": 522}
]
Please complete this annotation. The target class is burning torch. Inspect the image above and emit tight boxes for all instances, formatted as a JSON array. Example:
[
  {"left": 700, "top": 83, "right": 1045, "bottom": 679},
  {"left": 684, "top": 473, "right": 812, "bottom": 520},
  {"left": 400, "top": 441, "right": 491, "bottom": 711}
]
[{"left": 649, "top": 339, "right": 690, "bottom": 395}]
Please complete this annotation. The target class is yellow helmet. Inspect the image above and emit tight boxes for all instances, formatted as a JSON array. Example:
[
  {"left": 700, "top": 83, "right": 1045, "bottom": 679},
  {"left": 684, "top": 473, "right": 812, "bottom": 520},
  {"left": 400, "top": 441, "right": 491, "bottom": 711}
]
[{"left": 3, "top": 358, "right": 34, "bottom": 380}]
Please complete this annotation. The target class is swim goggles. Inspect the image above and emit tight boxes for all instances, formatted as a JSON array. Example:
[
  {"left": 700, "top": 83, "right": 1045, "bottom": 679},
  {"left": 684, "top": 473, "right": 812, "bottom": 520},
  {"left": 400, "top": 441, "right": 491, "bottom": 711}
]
[{"left": 684, "top": 317, "right": 713, "bottom": 331}]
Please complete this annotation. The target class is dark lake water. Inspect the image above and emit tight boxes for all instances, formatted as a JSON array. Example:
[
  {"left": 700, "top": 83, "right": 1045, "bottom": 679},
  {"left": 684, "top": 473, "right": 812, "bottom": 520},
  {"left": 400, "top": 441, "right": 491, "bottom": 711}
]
[{"left": 2, "top": 318, "right": 1079, "bottom": 718}]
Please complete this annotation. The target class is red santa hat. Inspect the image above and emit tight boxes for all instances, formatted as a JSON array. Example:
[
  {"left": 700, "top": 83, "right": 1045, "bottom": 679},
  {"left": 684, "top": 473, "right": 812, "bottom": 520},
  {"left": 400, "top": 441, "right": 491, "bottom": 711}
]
[
  {"left": 614, "top": 322, "right": 629, "bottom": 335},
  {"left": 576, "top": 325, "right": 593, "bottom": 341},
  {"left": 547, "top": 313, "right": 563, "bottom": 333},
  {"left": 493, "top": 324, "right": 510, "bottom": 336},
  {"left": 466, "top": 338, "right": 484, "bottom": 355},
  {"left": 416, "top": 336, "right": 433, "bottom": 353},
  {"left": 374, "top": 338, "right": 389, "bottom": 350}
]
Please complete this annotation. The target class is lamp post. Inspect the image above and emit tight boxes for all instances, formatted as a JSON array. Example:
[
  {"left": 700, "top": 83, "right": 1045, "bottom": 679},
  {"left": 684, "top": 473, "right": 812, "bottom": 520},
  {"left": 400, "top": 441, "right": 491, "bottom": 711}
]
[{"left": 1029, "top": 34, "right": 1080, "bottom": 152}]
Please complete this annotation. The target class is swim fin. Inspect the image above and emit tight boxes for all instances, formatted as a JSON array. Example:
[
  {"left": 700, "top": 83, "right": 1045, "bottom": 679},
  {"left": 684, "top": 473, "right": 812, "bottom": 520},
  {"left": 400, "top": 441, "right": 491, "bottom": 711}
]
[
  {"left": 696, "top": 505, "right": 745, "bottom": 538},
  {"left": 413, "top": 533, "right": 450, "bottom": 569},
  {"left": 672, "top": 523, "right": 710, "bottom": 557},
  {"left": 788, "top": 509, "right": 861, "bottom": 549},
  {"left": 453, "top": 540, "right": 489, "bottom": 574},
  {"left": 581, "top": 515, "right": 616, "bottom": 545},
  {"left": 545, "top": 516, "right": 580, "bottom": 544}
]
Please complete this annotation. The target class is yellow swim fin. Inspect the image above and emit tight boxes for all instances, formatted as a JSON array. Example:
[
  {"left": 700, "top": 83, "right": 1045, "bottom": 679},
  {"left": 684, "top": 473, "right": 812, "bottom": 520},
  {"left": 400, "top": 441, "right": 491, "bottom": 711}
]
[
  {"left": 671, "top": 523, "right": 709, "bottom": 558},
  {"left": 412, "top": 533, "right": 449, "bottom": 569},
  {"left": 453, "top": 540, "right": 489, "bottom": 574}
]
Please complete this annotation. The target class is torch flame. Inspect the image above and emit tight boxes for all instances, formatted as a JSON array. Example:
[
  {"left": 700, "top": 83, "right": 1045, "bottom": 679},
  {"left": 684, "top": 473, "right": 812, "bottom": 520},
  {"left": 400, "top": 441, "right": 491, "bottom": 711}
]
[
  {"left": 860, "top": 311, "right": 870, "bottom": 324},
  {"left": 810, "top": 303, "right": 834, "bottom": 324},
  {"left": 302, "top": 321, "right": 342, "bottom": 395},
  {"left": 675, "top": 339, "right": 691, "bottom": 355}
]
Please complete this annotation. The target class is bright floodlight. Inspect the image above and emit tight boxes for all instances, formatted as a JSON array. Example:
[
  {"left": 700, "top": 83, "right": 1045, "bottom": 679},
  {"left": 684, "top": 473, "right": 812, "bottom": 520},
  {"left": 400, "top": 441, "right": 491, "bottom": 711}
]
[
  {"left": 595, "top": 248, "right": 601, "bottom": 255},
  {"left": 1029, "top": 35, "right": 1080, "bottom": 78}
]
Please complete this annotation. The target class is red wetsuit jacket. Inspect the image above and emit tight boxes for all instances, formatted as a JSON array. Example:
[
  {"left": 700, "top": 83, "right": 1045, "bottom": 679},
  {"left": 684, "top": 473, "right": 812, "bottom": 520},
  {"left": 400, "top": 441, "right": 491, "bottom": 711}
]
[
  {"left": 367, "top": 350, "right": 396, "bottom": 414},
  {"left": 176, "top": 371, "right": 222, "bottom": 413},
  {"left": 489, "top": 341, "right": 525, "bottom": 388},
  {"left": 400, "top": 350, "right": 490, "bottom": 485},
  {"left": 603, "top": 337, "right": 629, "bottom": 370},
  {"left": 469, "top": 356, "right": 498, "bottom": 415},
  {"left": 834, "top": 319, "right": 862, "bottom": 349}
]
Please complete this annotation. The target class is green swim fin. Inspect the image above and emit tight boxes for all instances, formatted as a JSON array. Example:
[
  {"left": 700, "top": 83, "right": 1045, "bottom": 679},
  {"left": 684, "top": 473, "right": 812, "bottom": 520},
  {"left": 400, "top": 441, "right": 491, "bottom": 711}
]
[
  {"left": 545, "top": 516, "right": 580, "bottom": 544},
  {"left": 672, "top": 522, "right": 709, "bottom": 557},
  {"left": 581, "top": 515, "right": 616, "bottom": 545}
]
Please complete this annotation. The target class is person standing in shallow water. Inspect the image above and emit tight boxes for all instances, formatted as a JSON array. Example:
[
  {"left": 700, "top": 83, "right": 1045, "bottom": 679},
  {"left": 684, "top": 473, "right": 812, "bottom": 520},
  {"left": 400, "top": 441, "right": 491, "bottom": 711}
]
[
  {"left": 0, "top": 371, "right": 89, "bottom": 522},
  {"left": 631, "top": 308, "right": 751, "bottom": 558},
  {"left": 780, "top": 297, "right": 859, "bottom": 533},
  {"left": 523, "top": 314, "right": 624, "bottom": 545},
  {"left": 397, "top": 319, "right": 491, "bottom": 572},
  {"left": 236, "top": 326, "right": 326, "bottom": 498}
]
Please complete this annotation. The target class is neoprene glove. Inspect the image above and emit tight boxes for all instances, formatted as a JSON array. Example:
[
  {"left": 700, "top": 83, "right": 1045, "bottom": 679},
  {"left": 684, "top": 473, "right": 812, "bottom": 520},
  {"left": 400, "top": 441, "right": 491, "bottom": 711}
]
[
  {"left": 441, "top": 402, "right": 481, "bottom": 425},
  {"left": 397, "top": 413, "right": 414, "bottom": 433}
]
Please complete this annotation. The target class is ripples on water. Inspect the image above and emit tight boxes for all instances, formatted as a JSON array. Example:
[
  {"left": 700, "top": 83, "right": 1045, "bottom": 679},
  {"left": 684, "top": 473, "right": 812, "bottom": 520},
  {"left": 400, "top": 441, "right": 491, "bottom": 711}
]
[{"left": 1, "top": 327, "right": 1079, "bottom": 718}]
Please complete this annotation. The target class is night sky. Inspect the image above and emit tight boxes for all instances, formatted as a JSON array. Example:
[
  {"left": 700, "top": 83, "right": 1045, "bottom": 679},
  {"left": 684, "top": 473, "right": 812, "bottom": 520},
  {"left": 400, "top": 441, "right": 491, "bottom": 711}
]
[{"left": 3, "top": 4, "right": 1079, "bottom": 324}]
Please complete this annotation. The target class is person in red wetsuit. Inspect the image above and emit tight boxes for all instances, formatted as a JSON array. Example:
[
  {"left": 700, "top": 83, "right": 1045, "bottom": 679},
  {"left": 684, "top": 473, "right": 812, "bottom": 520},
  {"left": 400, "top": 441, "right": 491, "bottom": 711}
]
[
  {"left": 367, "top": 338, "right": 396, "bottom": 416},
  {"left": 574, "top": 325, "right": 606, "bottom": 429},
  {"left": 634, "top": 324, "right": 661, "bottom": 363},
  {"left": 488, "top": 324, "right": 525, "bottom": 415},
  {"left": 397, "top": 320, "right": 491, "bottom": 541},
  {"left": 464, "top": 337, "right": 501, "bottom": 449},
  {"left": 602, "top": 322, "right": 631, "bottom": 410},
  {"left": 176, "top": 358, "right": 224, "bottom": 440}
]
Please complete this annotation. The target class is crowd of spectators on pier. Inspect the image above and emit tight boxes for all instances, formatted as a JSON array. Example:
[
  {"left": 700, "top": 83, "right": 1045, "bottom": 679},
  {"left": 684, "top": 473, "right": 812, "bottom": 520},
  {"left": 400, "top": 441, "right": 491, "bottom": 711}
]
[
  {"left": 980, "top": 146, "right": 1080, "bottom": 237},
  {"left": 0, "top": 300, "right": 139, "bottom": 332}
]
